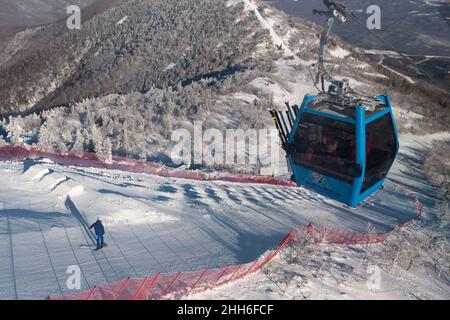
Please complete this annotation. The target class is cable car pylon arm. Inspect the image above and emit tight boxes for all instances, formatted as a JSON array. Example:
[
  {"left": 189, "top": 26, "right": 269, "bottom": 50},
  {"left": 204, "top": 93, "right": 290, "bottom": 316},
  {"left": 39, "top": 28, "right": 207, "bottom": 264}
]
[
  {"left": 312, "top": 0, "right": 349, "bottom": 90},
  {"left": 314, "top": 13, "right": 335, "bottom": 87}
]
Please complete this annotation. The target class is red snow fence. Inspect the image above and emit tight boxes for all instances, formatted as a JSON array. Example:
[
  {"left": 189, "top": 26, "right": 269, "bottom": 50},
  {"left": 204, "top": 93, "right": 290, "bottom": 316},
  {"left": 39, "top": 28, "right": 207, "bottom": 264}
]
[
  {"left": 46, "top": 229, "right": 298, "bottom": 300},
  {"left": 290, "top": 184, "right": 425, "bottom": 246},
  {"left": 290, "top": 183, "right": 426, "bottom": 247},
  {"left": 0, "top": 142, "right": 296, "bottom": 187}
]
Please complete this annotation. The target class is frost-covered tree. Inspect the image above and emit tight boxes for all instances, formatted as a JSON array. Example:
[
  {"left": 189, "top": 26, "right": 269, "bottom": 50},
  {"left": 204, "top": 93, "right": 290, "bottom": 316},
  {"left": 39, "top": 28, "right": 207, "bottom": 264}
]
[
  {"left": 0, "top": 0, "right": 268, "bottom": 114},
  {"left": 5, "top": 116, "right": 25, "bottom": 146}
]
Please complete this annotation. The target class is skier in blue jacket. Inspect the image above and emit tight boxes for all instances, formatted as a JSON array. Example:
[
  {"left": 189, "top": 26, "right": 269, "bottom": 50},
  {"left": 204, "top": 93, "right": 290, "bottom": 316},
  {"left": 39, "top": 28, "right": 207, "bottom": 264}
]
[{"left": 89, "top": 217, "right": 105, "bottom": 249}]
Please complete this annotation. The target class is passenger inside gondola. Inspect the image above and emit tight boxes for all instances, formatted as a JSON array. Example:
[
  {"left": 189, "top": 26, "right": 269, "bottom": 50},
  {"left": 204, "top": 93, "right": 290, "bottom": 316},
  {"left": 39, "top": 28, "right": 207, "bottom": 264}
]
[
  {"left": 324, "top": 132, "right": 338, "bottom": 156},
  {"left": 292, "top": 112, "right": 361, "bottom": 184}
]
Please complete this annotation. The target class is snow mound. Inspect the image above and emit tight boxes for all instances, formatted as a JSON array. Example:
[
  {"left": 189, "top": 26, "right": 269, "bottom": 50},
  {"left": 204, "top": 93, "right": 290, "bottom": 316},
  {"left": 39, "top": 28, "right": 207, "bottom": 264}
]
[
  {"left": 42, "top": 173, "right": 68, "bottom": 191},
  {"left": 50, "top": 181, "right": 85, "bottom": 198},
  {"left": 21, "top": 161, "right": 85, "bottom": 198},
  {"left": 22, "top": 165, "right": 50, "bottom": 181},
  {"left": 26, "top": 169, "right": 62, "bottom": 189},
  {"left": 66, "top": 185, "right": 85, "bottom": 198}
]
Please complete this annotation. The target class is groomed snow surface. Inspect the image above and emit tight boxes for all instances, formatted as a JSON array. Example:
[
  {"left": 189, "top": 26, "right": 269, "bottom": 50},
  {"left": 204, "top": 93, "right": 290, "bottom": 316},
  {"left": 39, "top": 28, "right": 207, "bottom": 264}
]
[{"left": 0, "top": 132, "right": 448, "bottom": 299}]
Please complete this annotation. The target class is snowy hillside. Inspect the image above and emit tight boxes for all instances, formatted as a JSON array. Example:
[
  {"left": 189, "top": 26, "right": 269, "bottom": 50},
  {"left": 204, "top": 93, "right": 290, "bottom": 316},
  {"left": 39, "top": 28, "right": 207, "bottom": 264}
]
[{"left": 0, "top": 0, "right": 449, "bottom": 300}]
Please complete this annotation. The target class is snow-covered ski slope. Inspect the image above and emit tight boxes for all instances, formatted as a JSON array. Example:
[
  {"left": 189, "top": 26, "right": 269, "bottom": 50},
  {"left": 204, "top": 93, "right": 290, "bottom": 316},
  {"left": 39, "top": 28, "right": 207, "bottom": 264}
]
[
  {"left": 0, "top": 0, "right": 448, "bottom": 300},
  {"left": 0, "top": 132, "right": 448, "bottom": 299}
]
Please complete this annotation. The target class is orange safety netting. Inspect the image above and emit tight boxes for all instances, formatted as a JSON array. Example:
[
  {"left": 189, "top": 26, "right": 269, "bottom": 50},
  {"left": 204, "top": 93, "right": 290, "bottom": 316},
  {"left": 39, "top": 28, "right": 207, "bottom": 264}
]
[{"left": 0, "top": 142, "right": 296, "bottom": 187}]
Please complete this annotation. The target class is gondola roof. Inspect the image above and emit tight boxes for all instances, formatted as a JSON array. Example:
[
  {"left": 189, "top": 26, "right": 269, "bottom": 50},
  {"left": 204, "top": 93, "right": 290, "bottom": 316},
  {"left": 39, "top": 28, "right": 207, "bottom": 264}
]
[{"left": 306, "top": 94, "right": 389, "bottom": 120}]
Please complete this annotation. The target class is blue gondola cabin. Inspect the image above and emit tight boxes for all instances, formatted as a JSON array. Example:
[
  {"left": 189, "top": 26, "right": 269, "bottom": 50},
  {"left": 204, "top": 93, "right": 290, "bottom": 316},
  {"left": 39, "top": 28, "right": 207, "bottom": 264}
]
[{"left": 286, "top": 93, "right": 399, "bottom": 207}]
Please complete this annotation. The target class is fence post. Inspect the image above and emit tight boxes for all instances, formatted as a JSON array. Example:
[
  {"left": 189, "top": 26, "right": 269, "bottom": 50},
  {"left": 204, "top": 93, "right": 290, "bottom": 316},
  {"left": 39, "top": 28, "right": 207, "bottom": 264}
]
[
  {"left": 224, "top": 265, "right": 242, "bottom": 284},
  {"left": 113, "top": 277, "right": 130, "bottom": 300},
  {"left": 241, "top": 259, "right": 259, "bottom": 278},
  {"left": 131, "top": 278, "right": 148, "bottom": 300},
  {"left": 86, "top": 286, "right": 97, "bottom": 300},
  {"left": 210, "top": 266, "right": 229, "bottom": 288},
  {"left": 186, "top": 269, "right": 208, "bottom": 297},
  {"left": 365, "top": 232, "right": 371, "bottom": 246},
  {"left": 347, "top": 232, "right": 355, "bottom": 244},
  {"left": 339, "top": 230, "right": 347, "bottom": 244},
  {"left": 257, "top": 228, "right": 298, "bottom": 271},
  {"left": 141, "top": 273, "right": 160, "bottom": 300},
  {"left": 159, "top": 272, "right": 181, "bottom": 300}
]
